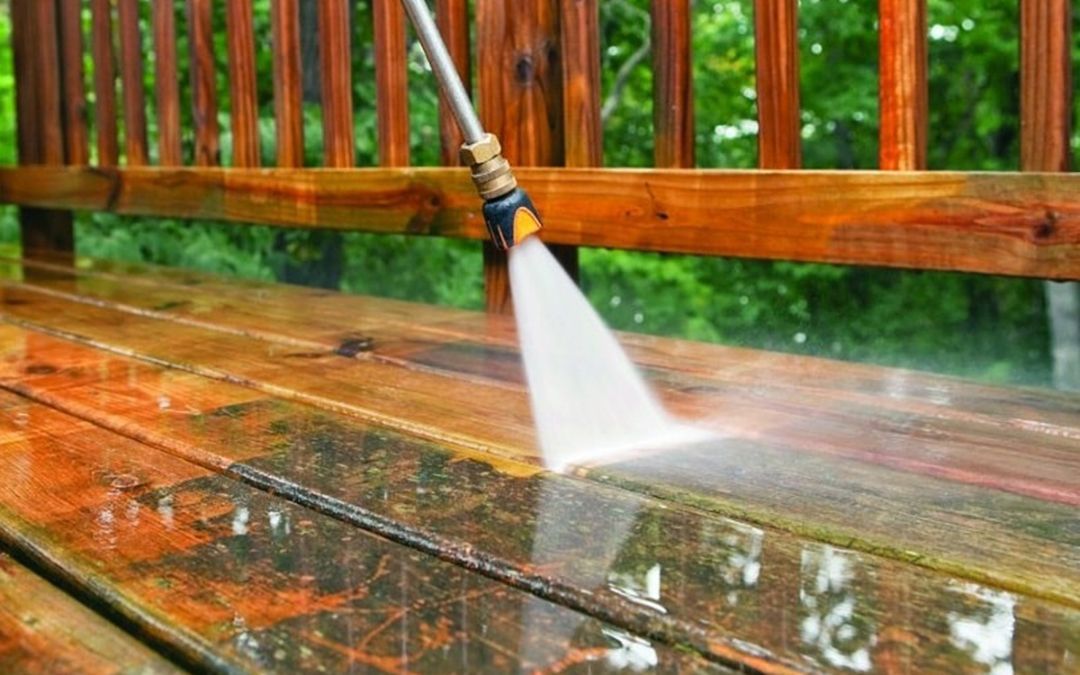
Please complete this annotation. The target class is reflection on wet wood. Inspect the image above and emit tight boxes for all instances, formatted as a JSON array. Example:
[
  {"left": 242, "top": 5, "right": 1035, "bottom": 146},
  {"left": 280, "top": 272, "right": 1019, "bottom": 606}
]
[
  {"left": 0, "top": 260, "right": 1077, "bottom": 609},
  {"left": 0, "top": 326, "right": 1076, "bottom": 673},
  {"left": 0, "top": 390, "right": 716, "bottom": 673},
  {"left": 0, "top": 552, "right": 180, "bottom": 674}
]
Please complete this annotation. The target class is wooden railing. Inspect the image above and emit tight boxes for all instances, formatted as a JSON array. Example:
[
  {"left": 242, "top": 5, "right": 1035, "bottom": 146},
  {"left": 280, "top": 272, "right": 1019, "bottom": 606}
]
[{"left": 2, "top": 0, "right": 1078, "bottom": 314}]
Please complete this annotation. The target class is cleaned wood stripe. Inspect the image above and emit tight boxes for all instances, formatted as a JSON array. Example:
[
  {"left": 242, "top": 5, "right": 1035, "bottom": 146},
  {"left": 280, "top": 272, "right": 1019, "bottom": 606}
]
[
  {"left": 225, "top": 0, "right": 261, "bottom": 167},
  {"left": 754, "top": 0, "right": 801, "bottom": 169},
  {"left": 878, "top": 0, "right": 928, "bottom": 170},
  {"left": 435, "top": 0, "right": 470, "bottom": 166},
  {"left": 559, "top": 0, "right": 602, "bottom": 167},
  {"left": 152, "top": 0, "right": 182, "bottom": 166},
  {"left": 58, "top": 0, "right": 90, "bottom": 166},
  {"left": 117, "top": 0, "right": 149, "bottom": 166},
  {"left": 651, "top": 0, "right": 694, "bottom": 168},
  {"left": 271, "top": 0, "right": 304, "bottom": 167},
  {"left": 186, "top": 0, "right": 220, "bottom": 166},
  {"left": 318, "top": 0, "right": 356, "bottom": 168},
  {"left": 373, "top": 0, "right": 410, "bottom": 167},
  {"left": 1, "top": 166, "right": 1078, "bottom": 279},
  {"left": 90, "top": 0, "right": 119, "bottom": 167}
]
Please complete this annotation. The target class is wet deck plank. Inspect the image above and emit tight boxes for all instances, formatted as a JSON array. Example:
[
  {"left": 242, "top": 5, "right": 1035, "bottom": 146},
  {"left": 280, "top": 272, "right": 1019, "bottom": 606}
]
[
  {"left": 0, "top": 389, "right": 721, "bottom": 673},
  {"left": 0, "top": 259, "right": 1077, "bottom": 609},
  {"left": 0, "top": 325, "right": 1076, "bottom": 673},
  {"left": 0, "top": 551, "right": 182, "bottom": 674}
]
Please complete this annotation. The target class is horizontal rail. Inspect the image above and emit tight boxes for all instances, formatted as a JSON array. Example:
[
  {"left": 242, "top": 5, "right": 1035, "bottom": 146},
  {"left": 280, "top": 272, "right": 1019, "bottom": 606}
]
[{"left": 0, "top": 166, "right": 1077, "bottom": 279}]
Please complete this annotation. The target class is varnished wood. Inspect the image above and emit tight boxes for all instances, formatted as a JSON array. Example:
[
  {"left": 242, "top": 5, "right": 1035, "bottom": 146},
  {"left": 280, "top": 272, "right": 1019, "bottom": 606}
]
[
  {"left": 477, "top": 0, "right": 574, "bottom": 312},
  {"left": 117, "top": 0, "right": 149, "bottom": 166},
  {"left": 13, "top": 1, "right": 74, "bottom": 260},
  {"left": 225, "top": 0, "right": 261, "bottom": 168},
  {"left": 90, "top": 0, "right": 119, "bottom": 167},
  {"left": 0, "top": 553, "right": 181, "bottom": 674},
  {"left": 435, "top": 0, "right": 470, "bottom": 166},
  {"left": 1019, "top": 0, "right": 1072, "bottom": 173},
  {"left": 754, "top": 0, "right": 801, "bottom": 169},
  {"left": 651, "top": 0, "right": 694, "bottom": 168},
  {"left": 2, "top": 166, "right": 1079, "bottom": 279},
  {"left": 878, "top": 0, "right": 927, "bottom": 170},
  {"left": 152, "top": 0, "right": 183, "bottom": 166},
  {"left": 317, "top": 0, "right": 355, "bottom": 168},
  {"left": 0, "top": 323, "right": 1075, "bottom": 672},
  {"left": 0, "top": 387, "right": 714, "bottom": 673},
  {"left": 10, "top": 0, "right": 40, "bottom": 164},
  {"left": 0, "top": 269, "right": 1078, "bottom": 609},
  {"left": 58, "top": 0, "right": 89, "bottom": 166},
  {"left": 271, "top": 0, "right": 304, "bottom": 167},
  {"left": 186, "top": 0, "right": 220, "bottom": 166},
  {"left": 373, "top": 0, "right": 410, "bottom": 167},
  {"left": 559, "top": 0, "right": 602, "bottom": 167}
]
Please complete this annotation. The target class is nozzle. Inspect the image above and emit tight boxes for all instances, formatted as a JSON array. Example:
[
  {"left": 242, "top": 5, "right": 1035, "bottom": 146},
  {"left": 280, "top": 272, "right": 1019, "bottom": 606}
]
[
  {"left": 482, "top": 187, "right": 543, "bottom": 250},
  {"left": 461, "top": 134, "right": 542, "bottom": 250}
]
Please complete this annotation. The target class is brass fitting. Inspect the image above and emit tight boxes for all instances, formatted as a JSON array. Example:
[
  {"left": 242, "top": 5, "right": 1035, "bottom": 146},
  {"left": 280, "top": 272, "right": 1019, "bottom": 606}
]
[{"left": 460, "top": 133, "right": 517, "bottom": 201}]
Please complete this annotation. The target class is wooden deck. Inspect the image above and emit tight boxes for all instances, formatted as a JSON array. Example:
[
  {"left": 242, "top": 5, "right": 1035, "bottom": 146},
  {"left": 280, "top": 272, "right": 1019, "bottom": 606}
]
[{"left": 0, "top": 254, "right": 1076, "bottom": 673}]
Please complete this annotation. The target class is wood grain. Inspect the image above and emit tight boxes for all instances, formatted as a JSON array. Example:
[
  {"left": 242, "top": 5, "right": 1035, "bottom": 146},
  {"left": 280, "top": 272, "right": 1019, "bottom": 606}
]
[
  {"left": 0, "top": 553, "right": 181, "bottom": 674},
  {"left": 225, "top": 0, "right": 261, "bottom": 168},
  {"left": 152, "top": 0, "right": 182, "bottom": 166},
  {"left": 0, "top": 322, "right": 1075, "bottom": 672},
  {"left": 0, "top": 273, "right": 1078, "bottom": 608},
  {"left": 559, "top": 0, "right": 602, "bottom": 167},
  {"left": 317, "top": 0, "right": 355, "bottom": 168},
  {"left": 33, "top": 0, "right": 66, "bottom": 166},
  {"left": 117, "top": 0, "right": 149, "bottom": 166},
  {"left": 58, "top": 0, "right": 89, "bottom": 166},
  {"left": 476, "top": 0, "right": 574, "bottom": 312},
  {"left": 435, "top": 0, "right": 471, "bottom": 166},
  {"left": 2, "top": 166, "right": 1078, "bottom": 279},
  {"left": 10, "top": 0, "right": 40, "bottom": 164},
  {"left": 1019, "top": 0, "right": 1072, "bottom": 173},
  {"left": 271, "top": 0, "right": 304, "bottom": 167},
  {"left": 651, "top": 0, "right": 694, "bottom": 168},
  {"left": 0, "top": 387, "right": 713, "bottom": 673},
  {"left": 186, "top": 0, "right": 220, "bottom": 166},
  {"left": 754, "top": 0, "right": 801, "bottom": 169},
  {"left": 90, "top": 0, "right": 119, "bottom": 167},
  {"left": 373, "top": 0, "right": 410, "bottom": 167},
  {"left": 878, "top": 0, "right": 927, "bottom": 170}
]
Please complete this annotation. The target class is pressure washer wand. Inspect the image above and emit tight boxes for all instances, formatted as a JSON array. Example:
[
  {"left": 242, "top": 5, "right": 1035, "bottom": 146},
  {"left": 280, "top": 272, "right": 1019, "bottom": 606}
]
[{"left": 399, "top": 0, "right": 542, "bottom": 249}]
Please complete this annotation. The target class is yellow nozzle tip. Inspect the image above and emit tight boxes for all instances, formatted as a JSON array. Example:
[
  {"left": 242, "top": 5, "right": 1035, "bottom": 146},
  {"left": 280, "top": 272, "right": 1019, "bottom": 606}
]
[{"left": 512, "top": 207, "right": 543, "bottom": 246}]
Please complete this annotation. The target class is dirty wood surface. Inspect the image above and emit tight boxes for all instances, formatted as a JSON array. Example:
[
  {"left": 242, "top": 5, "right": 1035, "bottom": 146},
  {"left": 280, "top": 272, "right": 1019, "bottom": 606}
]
[{"left": 0, "top": 253, "right": 1076, "bottom": 673}]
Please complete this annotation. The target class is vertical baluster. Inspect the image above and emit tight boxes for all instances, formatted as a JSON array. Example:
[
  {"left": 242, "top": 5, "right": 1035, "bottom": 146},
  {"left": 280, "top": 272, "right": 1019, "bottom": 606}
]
[
  {"left": 879, "top": 0, "right": 927, "bottom": 170},
  {"left": 226, "top": 0, "right": 261, "bottom": 167},
  {"left": 152, "top": 0, "right": 182, "bottom": 166},
  {"left": 117, "top": 0, "right": 148, "bottom": 165},
  {"left": 560, "top": 0, "right": 602, "bottom": 168},
  {"left": 374, "top": 0, "right": 410, "bottom": 167},
  {"left": 652, "top": 0, "right": 694, "bottom": 168},
  {"left": 90, "top": 0, "right": 119, "bottom": 166},
  {"left": 435, "top": 0, "right": 470, "bottom": 166},
  {"left": 754, "top": 0, "right": 801, "bottom": 168},
  {"left": 271, "top": 0, "right": 304, "bottom": 167},
  {"left": 318, "top": 0, "right": 356, "bottom": 168},
  {"left": 186, "top": 0, "right": 220, "bottom": 166},
  {"left": 59, "top": 0, "right": 89, "bottom": 165}
]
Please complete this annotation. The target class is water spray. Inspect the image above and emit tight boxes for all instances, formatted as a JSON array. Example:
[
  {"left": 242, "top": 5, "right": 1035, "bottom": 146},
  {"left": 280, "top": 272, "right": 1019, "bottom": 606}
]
[{"left": 399, "top": 0, "right": 542, "bottom": 249}]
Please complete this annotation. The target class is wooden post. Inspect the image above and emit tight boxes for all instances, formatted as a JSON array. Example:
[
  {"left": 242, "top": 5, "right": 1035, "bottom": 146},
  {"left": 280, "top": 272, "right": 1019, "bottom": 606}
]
[
  {"left": 435, "top": 0, "right": 470, "bottom": 167},
  {"left": 90, "top": 0, "right": 119, "bottom": 167},
  {"left": 374, "top": 0, "right": 410, "bottom": 167},
  {"left": 560, "top": 0, "right": 602, "bottom": 169},
  {"left": 117, "top": 0, "right": 149, "bottom": 165},
  {"left": 225, "top": 0, "right": 261, "bottom": 167},
  {"left": 152, "top": 0, "right": 183, "bottom": 166},
  {"left": 1020, "top": 0, "right": 1076, "bottom": 391},
  {"left": 754, "top": 0, "right": 801, "bottom": 169},
  {"left": 477, "top": 0, "right": 575, "bottom": 314},
  {"left": 318, "top": 0, "right": 356, "bottom": 168},
  {"left": 271, "top": 0, "right": 305, "bottom": 168},
  {"left": 652, "top": 0, "right": 694, "bottom": 168},
  {"left": 11, "top": 0, "right": 74, "bottom": 261},
  {"left": 878, "top": 0, "right": 927, "bottom": 170},
  {"left": 187, "top": 0, "right": 220, "bottom": 166}
]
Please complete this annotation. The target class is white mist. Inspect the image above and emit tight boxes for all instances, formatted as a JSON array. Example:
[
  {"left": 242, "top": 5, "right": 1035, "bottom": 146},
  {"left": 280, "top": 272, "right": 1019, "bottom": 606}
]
[{"left": 508, "top": 237, "right": 704, "bottom": 471}]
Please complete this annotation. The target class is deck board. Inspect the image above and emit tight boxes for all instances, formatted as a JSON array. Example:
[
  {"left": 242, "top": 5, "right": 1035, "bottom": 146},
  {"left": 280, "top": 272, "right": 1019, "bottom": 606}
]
[
  {"left": 0, "top": 324, "right": 1076, "bottom": 672},
  {"left": 0, "top": 552, "right": 181, "bottom": 674},
  {"left": 0, "top": 259, "right": 1077, "bottom": 608},
  {"left": 0, "top": 389, "right": 721, "bottom": 673}
]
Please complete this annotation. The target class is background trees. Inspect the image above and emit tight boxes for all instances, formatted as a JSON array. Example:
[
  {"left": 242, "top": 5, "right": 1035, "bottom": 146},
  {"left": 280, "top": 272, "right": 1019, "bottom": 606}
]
[{"left": 0, "top": 0, "right": 1076, "bottom": 388}]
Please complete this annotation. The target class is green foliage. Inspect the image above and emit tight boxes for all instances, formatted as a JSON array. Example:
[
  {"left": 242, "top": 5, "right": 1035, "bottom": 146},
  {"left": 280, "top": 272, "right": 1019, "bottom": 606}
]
[{"left": 1, "top": 0, "right": 1074, "bottom": 386}]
